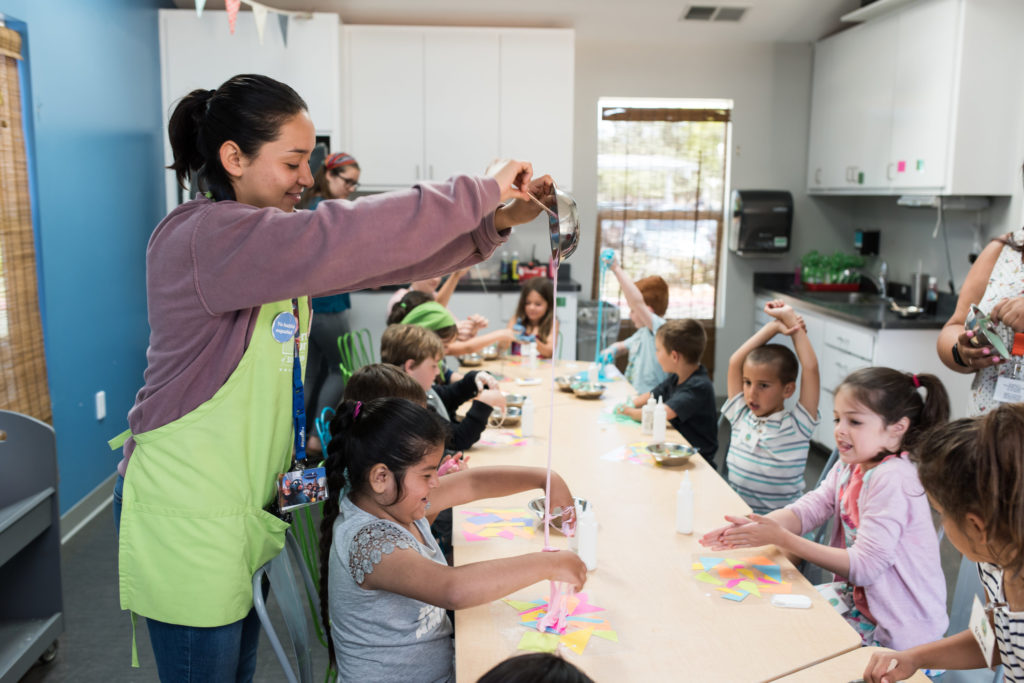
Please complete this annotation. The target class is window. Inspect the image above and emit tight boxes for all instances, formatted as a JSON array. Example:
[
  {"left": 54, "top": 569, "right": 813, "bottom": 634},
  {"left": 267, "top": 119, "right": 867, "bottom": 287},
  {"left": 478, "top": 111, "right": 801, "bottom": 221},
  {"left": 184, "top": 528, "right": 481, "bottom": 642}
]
[{"left": 595, "top": 98, "right": 731, "bottom": 322}]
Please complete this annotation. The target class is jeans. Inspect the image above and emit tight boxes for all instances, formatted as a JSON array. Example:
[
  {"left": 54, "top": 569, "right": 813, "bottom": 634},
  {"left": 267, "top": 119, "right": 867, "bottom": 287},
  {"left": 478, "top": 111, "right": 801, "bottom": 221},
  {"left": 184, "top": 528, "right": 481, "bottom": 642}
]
[{"left": 113, "top": 475, "right": 263, "bottom": 682}]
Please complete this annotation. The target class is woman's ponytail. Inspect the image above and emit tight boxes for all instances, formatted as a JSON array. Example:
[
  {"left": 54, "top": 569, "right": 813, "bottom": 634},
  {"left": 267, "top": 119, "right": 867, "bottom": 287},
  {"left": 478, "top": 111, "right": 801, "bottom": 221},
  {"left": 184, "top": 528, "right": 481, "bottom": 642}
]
[{"left": 166, "top": 88, "right": 214, "bottom": 192}]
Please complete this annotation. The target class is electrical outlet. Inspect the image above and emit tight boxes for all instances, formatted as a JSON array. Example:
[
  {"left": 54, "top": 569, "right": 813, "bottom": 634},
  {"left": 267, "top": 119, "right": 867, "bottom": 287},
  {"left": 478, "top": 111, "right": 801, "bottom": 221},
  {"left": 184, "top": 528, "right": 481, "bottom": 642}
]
[{"left": 95, "top": 391, "right": 106, "bottom": 421}]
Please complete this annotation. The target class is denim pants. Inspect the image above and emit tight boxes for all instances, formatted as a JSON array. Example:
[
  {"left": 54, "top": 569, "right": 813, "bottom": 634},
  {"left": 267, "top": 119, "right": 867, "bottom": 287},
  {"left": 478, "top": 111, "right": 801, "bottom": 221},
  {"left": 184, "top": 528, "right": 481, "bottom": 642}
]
[{"left": 113, "top": 475, "right": 263, "bottom": 682}]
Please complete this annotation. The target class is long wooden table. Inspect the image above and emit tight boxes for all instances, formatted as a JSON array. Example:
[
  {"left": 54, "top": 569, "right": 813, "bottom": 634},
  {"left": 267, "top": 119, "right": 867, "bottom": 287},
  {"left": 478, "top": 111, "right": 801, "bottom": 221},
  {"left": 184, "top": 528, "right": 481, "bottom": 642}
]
[
  {"left": 774, "top": 646, "right": 930, "bottom": 682},
  {"left": 454, "top": 358, "right": 861, "bottom": 682}
]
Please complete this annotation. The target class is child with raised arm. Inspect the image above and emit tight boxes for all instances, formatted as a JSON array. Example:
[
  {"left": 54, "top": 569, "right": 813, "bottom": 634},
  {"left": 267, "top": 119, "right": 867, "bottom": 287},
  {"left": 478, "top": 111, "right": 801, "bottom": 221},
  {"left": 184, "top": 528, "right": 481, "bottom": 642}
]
[
  {"left": 597, "top": 251, "right": 670, "bottom": 393},
  {"left": 318, "top": 398, "right": 586, "bottom": 682},
  {"left": 615, "top": 319, "right": 718, "bottom": 467},
  {"left": 723, "top": 300, "right": 820, "bottom": 513},
  {"left": 863, "top": 403, "right": 1024, "bottom": 682},
  {"left": 702, "top": 367, "right": 950, "bottom": 651}
]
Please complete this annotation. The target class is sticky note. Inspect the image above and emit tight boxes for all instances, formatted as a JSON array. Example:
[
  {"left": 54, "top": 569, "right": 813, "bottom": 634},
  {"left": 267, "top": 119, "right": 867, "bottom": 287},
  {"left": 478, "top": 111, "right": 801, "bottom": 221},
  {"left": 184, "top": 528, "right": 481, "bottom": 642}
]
[
  {"left": 504, "top": 599, "right": 538, "bottom": 611},
  {"left": 746, "top": 556, "right": 774, "bottom": 566},
  {"left": 717, "top": 567, "right": 741, "bottom": 580},
  {"left": 695, "top": 571, "right": 724, "bottom": 586},
  {"left": 737, "top": 568, "right": 758, "bottom": 581},
  {"left": 567, "top": 616, "right": 605, "bottom": 624},
  {"left": 722, "top": 591, "right": 748, "bottom": 602},
  {"left": 699, "top": 556, "right": 725, "bottom": 571},
  {"left": 897, "top": 160, "right": 906, "bottom": 173},
  {"left": 591, "top": 629, "right": 619, "bottom": 642},
  {"left": 560, "top": 628, "right": 594, "bottom": 654},
  {"left": 715, "top": 587, "right": 743, "bottom": 596},
  {"left": 754, "top": 564, "right": 782, "bottom": 583},
  {"left": 759, "top": 581, "right": 792, "bottom": 594},
  {"left": 479, "top": 528, "right": 500, "bottom": 537},
  {"left": 462, "top": 532, "right": 488, "bottom": 542},
  {"left": 467, "top": 514, "right": 502, "bottom": 524},
  {"left": 518, "top": 631, "right": 560, "bottom": 653},
  {"left": 736, "top": 580, "right": 761, "bottom": 598},
  {"left": 498, "top": 529, "right": 515, "bottom": 540}
]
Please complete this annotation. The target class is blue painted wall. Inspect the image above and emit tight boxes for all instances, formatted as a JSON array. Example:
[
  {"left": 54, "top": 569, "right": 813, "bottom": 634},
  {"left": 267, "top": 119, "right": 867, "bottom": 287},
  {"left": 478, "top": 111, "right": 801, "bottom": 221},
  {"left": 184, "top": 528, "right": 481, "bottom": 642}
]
[{"left": 1, "top": 0, "right": 172, "bottom": 514}]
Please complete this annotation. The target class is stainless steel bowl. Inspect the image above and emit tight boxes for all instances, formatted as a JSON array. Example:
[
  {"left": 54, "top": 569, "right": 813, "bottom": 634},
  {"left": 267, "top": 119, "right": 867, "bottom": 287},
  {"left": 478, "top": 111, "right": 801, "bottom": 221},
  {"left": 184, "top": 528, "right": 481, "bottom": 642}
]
[
  {"left": 554, "top": 375, "right": 576, "bottom": 392},
  {"left": 572, "top": 382, "right": 606, "bottom": 399},
  {"left": 460, "top": 353, "right": 483, "bottom": 367},
  {"left": 489, "top": 405, "right": 522, "bottom": 427},
  {"left": 646, "top": 442, "right": 698, "bottom": 466},
  {"left": 481, "top": 344, "right": 500, "bottom": 360},
  {"left": 503, "top": 393, "right": 527, "bottom": 408},
  {"left": 527, "top": 496, "right": 589, "bottom": 531}
]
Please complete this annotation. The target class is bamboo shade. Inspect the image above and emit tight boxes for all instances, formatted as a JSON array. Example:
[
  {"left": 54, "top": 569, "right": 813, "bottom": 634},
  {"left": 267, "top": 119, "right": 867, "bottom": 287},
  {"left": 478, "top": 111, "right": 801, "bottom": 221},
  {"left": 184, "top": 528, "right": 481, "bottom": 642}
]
[{"left": 0, "top": 26, "right": 51, "bottom": 423}]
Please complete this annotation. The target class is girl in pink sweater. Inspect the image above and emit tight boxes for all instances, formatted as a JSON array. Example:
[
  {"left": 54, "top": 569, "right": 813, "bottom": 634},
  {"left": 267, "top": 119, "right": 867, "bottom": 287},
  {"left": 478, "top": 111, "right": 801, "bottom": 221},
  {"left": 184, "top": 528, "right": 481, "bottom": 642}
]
[{"left": 702, "top": 367, "right": 950, "bottom": 650}]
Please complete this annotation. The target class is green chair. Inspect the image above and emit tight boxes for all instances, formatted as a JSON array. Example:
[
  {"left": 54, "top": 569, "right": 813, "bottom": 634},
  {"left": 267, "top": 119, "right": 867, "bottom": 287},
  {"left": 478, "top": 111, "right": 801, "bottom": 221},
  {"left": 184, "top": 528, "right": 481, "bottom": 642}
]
[{"left": 337, "top": 328, "right": 374, "bottom": 380}]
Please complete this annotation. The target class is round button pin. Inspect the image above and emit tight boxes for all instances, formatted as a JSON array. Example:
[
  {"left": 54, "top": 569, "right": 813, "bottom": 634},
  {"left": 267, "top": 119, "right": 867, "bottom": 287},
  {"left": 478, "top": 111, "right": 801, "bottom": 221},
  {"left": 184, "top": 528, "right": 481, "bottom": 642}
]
[{"left": 271, "top": 311, "right": 298, "bottom": 343}]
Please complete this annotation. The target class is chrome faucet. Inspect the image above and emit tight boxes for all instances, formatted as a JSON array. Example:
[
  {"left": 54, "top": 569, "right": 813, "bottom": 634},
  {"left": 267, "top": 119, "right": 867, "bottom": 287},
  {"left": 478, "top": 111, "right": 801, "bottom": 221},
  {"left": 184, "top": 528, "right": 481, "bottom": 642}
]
[{"left": 858, "top": 261, "right": 890, "bottom": 301}]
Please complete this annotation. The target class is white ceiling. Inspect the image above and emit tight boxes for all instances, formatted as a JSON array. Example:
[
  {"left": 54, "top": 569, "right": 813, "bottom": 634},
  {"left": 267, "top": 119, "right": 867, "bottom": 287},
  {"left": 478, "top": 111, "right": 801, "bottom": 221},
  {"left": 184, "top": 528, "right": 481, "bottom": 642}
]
[{"left": 173, "top": 0, "right": 864, "bottom": 45}]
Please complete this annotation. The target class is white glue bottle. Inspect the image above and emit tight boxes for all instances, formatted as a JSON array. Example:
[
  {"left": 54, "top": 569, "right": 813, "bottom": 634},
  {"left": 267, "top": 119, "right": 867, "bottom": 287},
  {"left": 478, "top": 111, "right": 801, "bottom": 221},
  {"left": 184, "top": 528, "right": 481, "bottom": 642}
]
[
  {"left": 641, "top": 396, "right": 656, "bottom": 435},
  {"left": 652, "top": 396, "right": 667, "bottom": 444},
  {"left": 520, "top": 396, "right": 535, "bottom": 437},
  {"left": 528, "top": 341, "right": 539, "bottom": 372},
  {"left": 575, "top": 504, "right": 598, "bottom": 570},
  {"left": 676, "top": 472, "right": 693, "bottom": 534}
]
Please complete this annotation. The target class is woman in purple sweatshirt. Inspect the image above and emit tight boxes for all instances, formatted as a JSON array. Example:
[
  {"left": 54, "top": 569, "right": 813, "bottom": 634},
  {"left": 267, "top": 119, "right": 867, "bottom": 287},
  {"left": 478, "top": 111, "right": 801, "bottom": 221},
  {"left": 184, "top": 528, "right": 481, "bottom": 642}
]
[{"left": 112, "top": 73, "right": 553, "bottom": 681}]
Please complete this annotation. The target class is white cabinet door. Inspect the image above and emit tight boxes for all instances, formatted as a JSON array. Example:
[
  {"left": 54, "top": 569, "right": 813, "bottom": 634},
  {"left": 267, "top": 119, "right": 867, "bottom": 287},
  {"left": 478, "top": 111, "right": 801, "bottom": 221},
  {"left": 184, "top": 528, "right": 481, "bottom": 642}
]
[
  {"left": 806, "top": 36, "right": 842, "bottom": 190},
  {"left": 424, "top": 30, "right": 500, "bottom": 181},
  {"left": 887, "top": 0, "right": 958, "bottom": 191},
  {"left": 499, "top": 30, "right": 575, "bottom": 190},
  {"left": 846, "top": 15, "right": 897, "bottom": 190},
  {"left": 345, "top": 27, "right": 425, "bottom": 187}
]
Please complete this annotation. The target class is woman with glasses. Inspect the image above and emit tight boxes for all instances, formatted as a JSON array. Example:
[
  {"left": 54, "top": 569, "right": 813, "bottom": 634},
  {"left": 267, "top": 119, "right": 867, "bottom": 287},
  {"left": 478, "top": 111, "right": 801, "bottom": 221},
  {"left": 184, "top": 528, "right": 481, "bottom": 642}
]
[{"left": 300, "top": 152, "right": 362, "bottom": 455}]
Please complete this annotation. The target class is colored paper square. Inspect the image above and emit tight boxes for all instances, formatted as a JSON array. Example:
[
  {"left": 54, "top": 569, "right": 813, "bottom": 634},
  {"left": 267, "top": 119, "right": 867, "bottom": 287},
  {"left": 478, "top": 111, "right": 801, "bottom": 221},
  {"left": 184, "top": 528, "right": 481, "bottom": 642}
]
[
  {"left": 717, "top": 567, "right": 741, "bottom": 580},
  {"left": 714, "top": 587, "right": 743, "bottom": 596},
  {"left": 498, "top": 529, "right": 515, "bottom": 540},
  {"left": 737, "top": 568, "right": 758, "bottom": 581},
  {"left": 745, "top": 556, "right": 774, "bottom": 566},
  {"left": 754, "top": 564, "right": 782, "bottom": 583},
  {"left": 462, "top": 531, "right": 488, "bottom": 542},
  {"left": 695, "top": 571, "right": 724, "bottom": 586},
  {"left": 591, "top": 629, "right": 619, "bottom": 642},
  {"left": 897, "top": 160, "right": 907, "bottom": 173},
  {"left": 725, "top": 579, "right": 742, "bottom": 588},
  {"left": 736, "top": 581, "right": 761, "bottom": 598},
  {"left": 572, "top": 602, "right": 606, "bottom": 615},
  {"left": 692, "top": 562, "right": 704, "bottom": 571},
  {"left": 467, "top": 514, "right": 502, "bottom": 524},
  {"left": 759, "top": 582, "right": 792, "bottom": 594},
  {"left": 721, "top": 591, "right": 748, "bottom": 602},
  {"left": 560, "top": 627, "right": 594, "bottom": 654},
  {"left": 699, "top": 556, "right": 725, "bottom": 571},
  {"left": 479, "top": 528, "right": 501, "bottom": 537},
  {"left": 916, "top": 159, "right": 925, "bottom": 171},
  {"left": 568, "top": 616, "right": 605, "bottom": 624},
  {"left": 504, "top": 599, "right": 537, "bottom": 611},
  {"left": 518, "top": 631, "right": 559, "bottom": 653}
]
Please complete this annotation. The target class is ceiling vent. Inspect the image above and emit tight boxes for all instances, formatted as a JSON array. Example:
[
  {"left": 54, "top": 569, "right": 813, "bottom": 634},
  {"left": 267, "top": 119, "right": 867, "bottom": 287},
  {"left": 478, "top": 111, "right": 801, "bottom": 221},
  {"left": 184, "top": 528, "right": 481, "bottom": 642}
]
[{"left": 680, "top": 5, "right": 748, "bottom": 22}]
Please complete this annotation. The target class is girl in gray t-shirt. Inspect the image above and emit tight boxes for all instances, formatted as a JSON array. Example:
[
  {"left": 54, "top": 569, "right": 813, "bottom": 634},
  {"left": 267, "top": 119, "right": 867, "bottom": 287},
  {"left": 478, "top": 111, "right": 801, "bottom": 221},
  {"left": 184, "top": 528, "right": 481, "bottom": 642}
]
[{"left": 318, "top": 397, "right": 587, "bottom": 682}]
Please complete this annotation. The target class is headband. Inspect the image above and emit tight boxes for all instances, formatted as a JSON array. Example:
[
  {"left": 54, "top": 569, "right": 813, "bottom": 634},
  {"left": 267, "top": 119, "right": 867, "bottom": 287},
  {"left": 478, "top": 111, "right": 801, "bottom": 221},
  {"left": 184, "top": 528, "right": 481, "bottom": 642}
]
[
  {"left": 912, "top": 374, "right": 921, "bottom": 388},
  {"left": 401, "top": 301, "right": 456, "bottom": 331},
  {"left": 325, "top": 152, "right": 357, "bottom": 170}
]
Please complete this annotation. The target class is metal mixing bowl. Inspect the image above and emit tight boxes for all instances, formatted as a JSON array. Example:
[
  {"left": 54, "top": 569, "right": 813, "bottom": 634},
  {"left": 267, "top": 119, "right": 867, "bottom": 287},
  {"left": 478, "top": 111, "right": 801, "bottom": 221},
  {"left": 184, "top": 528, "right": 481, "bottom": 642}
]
[
  {"left": 572, "top": 382, "right": 606, "bottom": 399},
  {"left": 460, "top": 353, "right": 483, "bottom": 367},
  {"left": 646, "top": 442, "right": 698, "bottom": 466}
]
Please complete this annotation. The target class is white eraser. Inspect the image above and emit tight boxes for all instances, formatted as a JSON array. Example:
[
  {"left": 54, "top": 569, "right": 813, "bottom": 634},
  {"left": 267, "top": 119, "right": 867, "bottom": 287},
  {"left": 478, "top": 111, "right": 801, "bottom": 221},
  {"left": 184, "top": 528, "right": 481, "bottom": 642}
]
[{"left": 770, "top": 594, "right": 812, "bottom": 609}]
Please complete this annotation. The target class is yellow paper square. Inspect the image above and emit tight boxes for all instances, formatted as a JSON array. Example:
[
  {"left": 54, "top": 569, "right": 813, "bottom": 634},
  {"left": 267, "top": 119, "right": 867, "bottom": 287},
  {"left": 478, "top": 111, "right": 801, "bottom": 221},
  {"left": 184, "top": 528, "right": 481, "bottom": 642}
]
[
  {"left": 518, "top": 630, "right": 559, "bottom": 653},
  {"left": 560, "top": 628, "right": 594, "bottom": 655}
]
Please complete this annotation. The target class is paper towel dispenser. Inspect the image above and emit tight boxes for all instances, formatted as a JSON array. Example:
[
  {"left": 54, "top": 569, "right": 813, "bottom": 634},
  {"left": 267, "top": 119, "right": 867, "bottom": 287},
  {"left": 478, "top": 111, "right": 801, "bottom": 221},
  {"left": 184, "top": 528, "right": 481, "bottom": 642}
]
[{"left": 728, "top": 190, "right": 793, "bottom": 257}]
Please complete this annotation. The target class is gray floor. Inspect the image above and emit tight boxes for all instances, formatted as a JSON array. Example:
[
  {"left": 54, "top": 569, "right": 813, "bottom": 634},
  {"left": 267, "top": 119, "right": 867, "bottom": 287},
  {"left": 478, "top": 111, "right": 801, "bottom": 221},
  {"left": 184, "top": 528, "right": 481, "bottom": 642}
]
[
  {"left": 19, "top": 506, "right": 330, "bottom": 683},
  {"left": 18, "top": 418, "right": 964, "bottom": 682}
]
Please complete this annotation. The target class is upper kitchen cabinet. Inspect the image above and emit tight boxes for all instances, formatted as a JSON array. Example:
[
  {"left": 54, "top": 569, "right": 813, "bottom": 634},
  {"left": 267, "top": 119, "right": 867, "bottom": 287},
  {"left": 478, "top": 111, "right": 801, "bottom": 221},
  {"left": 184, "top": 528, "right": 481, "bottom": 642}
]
[
  {"left": 158, "top": 10, "right": 340, "bottom": 209},
  {"left": 343, "top": 26, "right": 574, "bottom": 190},
  {"left": 806, "top": 0, "right": 1024, "bottom": 196}
]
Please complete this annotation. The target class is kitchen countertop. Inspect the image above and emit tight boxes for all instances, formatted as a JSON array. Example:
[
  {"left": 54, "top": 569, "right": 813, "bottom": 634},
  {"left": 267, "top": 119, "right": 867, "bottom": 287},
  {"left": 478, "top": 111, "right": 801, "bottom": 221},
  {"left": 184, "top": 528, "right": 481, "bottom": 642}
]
[{"left": 754, "top": 274, "right": 954, "bottom": 330}]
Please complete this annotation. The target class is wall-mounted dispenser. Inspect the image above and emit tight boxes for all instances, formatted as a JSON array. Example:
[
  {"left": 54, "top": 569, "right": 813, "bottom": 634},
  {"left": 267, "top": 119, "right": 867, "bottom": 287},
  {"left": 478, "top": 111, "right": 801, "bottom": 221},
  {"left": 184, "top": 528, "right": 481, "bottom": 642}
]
[{"left": 728, "top": 190, "right": 793, "bottom": 257}]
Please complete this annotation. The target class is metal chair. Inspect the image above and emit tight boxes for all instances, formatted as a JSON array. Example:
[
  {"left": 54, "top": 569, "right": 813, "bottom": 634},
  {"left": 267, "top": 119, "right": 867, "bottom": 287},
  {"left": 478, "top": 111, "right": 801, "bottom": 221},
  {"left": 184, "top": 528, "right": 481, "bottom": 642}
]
[
  {"left": 252, "top": 528, "right": 326, "bottom": 683},
  {"left": 337, "top": 328, "right": 374, "bottom": 381}
]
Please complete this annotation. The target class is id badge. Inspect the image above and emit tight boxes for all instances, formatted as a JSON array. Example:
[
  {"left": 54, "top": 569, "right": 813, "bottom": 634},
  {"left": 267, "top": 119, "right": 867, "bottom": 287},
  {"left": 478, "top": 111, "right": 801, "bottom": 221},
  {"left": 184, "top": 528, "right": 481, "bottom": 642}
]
[
  {"left": 970, "top": 594, "right": 996, "bottom": 668},
  {"left": 277, "top": 466, "right": 328, "bottom": 512},
  {"left": 993, "top": 362, "right": 1024, "bottom": 404}
]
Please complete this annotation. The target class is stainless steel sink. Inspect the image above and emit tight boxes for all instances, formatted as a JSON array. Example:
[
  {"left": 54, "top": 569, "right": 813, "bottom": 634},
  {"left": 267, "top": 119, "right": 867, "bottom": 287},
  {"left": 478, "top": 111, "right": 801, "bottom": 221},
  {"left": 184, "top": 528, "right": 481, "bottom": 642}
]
[{"left": 802, "top": 291, "right": 888, "bottom": 306}]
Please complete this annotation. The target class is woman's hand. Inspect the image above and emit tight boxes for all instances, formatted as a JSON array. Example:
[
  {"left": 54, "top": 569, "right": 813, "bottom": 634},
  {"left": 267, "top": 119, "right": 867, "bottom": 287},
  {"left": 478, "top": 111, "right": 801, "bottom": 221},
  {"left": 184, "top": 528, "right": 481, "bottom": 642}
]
[
  {"left": 544, "top": 550, "right": 588, "bottom": 592},
  {"left": 494, "top": 174, "right": 555, "bottom": 229},
  {"left": 862, "top": 650, "right": 916, "bottom": 683},
  {"left": 957, "top": 328, "right": 1004, "bottom": 370},
  {"left": 486, "top": 159, "right": 534, "bottom": 203},
  {"left": 699, "top": 517, "right": 754, "bottom": 550},
  {"left": 990, "top": 296, "right": 1024, "bottom": 332},
  {"left": 719, "top": 514, "right": 787, "bottom": 548}
]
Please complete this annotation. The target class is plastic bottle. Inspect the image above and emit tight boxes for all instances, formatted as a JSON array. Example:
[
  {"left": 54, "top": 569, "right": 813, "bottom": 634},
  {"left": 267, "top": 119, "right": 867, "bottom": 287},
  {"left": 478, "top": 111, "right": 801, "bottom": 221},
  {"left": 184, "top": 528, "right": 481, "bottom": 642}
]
[
  {"left": 527, "top": 341, "right": 539, "bottom": 372},
  {"left": 587, "top": 362, "right": 599, "bottom": 384},
  {"left": 575, "top": 504, "right": 598, "bottom": 570},
  {"left": 925, "top": 276, "right": 939, "bottom": 316},
  {"left": 499, "top": 251, "right": 510, "bottom": 283},
  {"left": 520, "top": 396, "right": 535, "bottom": 437},
  {"left": 641, "top": 396, "right": 656, "bottom": 435},
  {"left": 676, "top": 472, "right": 693, "bottom": 534},
  {"left": 652, "top": 397, "right": 667, "bottom": 444},
  {"left": 510, "top": 251, "right": 520, "bottom": 282}
]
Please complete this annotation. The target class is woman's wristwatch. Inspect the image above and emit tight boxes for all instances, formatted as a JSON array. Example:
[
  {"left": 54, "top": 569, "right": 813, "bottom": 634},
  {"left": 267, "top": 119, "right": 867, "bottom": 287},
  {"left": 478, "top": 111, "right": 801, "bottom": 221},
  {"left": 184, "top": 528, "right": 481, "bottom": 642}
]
[{"left": 951, "top": 342, "right": 969, "bottom": 368}]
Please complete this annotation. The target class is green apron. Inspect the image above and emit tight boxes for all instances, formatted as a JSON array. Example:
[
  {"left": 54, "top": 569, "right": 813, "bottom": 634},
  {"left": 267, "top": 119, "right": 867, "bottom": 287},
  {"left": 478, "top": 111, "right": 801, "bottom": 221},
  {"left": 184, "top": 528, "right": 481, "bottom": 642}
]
[{"left": 115, "top": 298, "right": 309, "bottom": 627}]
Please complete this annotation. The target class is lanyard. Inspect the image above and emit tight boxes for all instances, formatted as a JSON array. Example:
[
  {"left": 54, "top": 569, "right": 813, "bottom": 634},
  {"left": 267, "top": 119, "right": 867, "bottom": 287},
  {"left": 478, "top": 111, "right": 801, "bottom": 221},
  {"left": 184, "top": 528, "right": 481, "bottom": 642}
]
[{"left": 289, "top": 299, "right": 307, "bottom": 465}]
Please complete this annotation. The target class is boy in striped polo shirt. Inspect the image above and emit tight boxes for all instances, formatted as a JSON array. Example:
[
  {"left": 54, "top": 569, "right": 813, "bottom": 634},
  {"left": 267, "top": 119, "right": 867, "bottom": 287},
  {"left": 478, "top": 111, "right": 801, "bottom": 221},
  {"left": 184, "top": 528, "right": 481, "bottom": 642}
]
[{"left": 722, "top": 300, "right": 820, "bottom": 513}]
